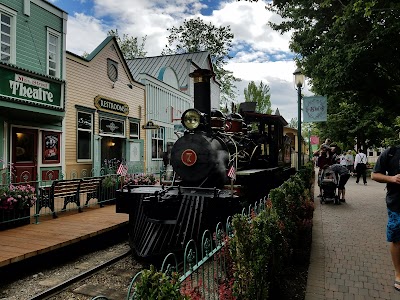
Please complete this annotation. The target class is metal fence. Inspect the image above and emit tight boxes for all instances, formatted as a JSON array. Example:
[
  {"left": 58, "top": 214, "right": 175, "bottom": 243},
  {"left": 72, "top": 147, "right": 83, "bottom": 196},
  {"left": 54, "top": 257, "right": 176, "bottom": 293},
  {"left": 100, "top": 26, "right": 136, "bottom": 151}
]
[{"left": 91, "top": 197, "right": 268, "bottom": 300}]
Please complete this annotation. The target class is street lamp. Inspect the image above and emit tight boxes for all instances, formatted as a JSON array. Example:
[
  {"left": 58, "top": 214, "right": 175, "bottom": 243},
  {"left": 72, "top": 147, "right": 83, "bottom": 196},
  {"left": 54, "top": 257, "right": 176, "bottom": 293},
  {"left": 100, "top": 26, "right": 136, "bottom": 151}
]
[{"left": 293, "top": 67, "right": 305, "bottom": 169}]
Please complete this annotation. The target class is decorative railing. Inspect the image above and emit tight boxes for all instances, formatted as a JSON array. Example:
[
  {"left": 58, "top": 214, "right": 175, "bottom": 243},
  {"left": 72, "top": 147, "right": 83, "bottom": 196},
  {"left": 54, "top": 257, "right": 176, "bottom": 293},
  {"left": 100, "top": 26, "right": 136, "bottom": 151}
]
[{"left": 90, "top": 196, "right": 268, "bottom": 300}]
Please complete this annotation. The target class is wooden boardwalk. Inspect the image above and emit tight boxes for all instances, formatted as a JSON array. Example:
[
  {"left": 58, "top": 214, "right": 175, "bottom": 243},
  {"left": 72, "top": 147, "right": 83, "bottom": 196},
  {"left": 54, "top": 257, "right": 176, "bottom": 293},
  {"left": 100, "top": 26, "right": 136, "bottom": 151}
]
[{"left": 0, "top": 205, "right": 129, "bottom": 267}]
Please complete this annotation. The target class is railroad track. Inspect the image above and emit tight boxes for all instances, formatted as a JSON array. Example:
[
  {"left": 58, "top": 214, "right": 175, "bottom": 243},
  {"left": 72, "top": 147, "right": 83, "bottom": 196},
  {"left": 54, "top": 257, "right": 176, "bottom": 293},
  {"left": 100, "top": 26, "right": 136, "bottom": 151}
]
[
  {"left": 0, "top": 228, "right": 143, "bottom": 300},
  {"left": 29, "top": 250, "right": 132, "bottom": 300}
]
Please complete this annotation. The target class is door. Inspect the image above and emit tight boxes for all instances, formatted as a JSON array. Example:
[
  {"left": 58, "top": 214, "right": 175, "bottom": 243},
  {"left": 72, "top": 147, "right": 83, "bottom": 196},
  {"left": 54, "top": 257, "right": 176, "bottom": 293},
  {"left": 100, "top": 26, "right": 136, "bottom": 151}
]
[
  {"left": 127, "top": 139, "right": 144, "bottom": 173},
  {"left": 12, "top": 128, "right": 38, "bottom": 183},
  {"left": 101, "top": 136, "right": 124, "bottom": 174}
]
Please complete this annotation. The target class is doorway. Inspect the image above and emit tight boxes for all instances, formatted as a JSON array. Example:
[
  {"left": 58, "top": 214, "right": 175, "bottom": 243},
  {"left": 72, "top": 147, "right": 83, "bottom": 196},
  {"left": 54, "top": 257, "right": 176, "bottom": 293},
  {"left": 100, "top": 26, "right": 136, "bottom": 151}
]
[
  {"left": 12, "top": 128, "right": 38, "bottom": 183},
  {"left": 101, "top": 136, "right": 124, "bottom": 171}
]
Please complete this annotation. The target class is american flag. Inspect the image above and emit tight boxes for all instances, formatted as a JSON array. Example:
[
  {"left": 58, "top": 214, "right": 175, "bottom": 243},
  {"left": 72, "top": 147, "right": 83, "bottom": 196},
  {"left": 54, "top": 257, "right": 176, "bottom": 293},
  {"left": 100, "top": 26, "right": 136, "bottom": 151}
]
[
  {"left": 117, "top": 163, "right": 128, "bottom": 176},
  {"left": 227, "top": 164, "right": 236, "bottom": 180}
]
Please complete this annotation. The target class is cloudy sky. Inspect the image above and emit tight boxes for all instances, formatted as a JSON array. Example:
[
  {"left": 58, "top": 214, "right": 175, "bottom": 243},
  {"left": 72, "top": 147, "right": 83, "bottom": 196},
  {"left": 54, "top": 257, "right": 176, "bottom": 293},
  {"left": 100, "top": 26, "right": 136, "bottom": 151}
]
[{"left": 50, "top": 0, "right": 313, "bottom": 122}]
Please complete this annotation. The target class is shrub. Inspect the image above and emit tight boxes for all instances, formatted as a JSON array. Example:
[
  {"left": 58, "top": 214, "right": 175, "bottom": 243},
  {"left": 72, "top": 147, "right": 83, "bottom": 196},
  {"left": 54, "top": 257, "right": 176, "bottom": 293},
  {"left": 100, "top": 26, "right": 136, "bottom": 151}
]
[
  {"left": 134, "top": 265, "right": 188, "bottom": 300},
  {"left": 0, "top": 184, "right": 37, "bottom": 210}
]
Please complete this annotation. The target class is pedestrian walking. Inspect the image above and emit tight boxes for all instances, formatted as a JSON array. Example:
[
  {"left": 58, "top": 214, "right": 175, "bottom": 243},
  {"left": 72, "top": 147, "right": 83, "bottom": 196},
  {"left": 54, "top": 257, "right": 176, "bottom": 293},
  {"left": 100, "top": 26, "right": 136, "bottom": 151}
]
[
  {"left": 371, "top": 146, "right": 400, "bottom": 292},
  {"left": 354, "top": 148, "right": 367, "bottom": 185},
  {"left": 339, "top": 153, "right": 347, "bottom": 167},
  {"left": 345, "top": 150, "right": 354, "bottom": 174}
]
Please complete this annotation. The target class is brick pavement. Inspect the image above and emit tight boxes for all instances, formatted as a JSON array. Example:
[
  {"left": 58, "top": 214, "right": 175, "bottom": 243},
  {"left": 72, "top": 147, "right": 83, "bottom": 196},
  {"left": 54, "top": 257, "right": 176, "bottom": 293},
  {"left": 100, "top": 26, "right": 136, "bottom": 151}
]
[{"left": 305, "top": 172, "right": 400, "bottom": 300}]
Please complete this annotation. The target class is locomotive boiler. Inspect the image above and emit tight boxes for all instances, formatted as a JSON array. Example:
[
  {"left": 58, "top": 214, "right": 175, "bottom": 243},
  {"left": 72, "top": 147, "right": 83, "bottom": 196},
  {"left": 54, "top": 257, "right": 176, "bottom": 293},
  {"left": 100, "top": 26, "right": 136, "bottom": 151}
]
[{"left": 116, "top": 69, "right": 294, "bottom": 259}]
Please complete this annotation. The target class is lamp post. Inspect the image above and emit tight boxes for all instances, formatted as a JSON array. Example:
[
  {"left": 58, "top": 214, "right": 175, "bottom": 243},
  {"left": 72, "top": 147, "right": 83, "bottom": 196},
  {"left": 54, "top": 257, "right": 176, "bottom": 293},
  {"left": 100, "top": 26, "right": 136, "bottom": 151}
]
[
  {"left": 293, "top": 68, "right": 305, "bottom": 169},
  {"left": 308, "top": 127, "right": 312, "bottom": 160}
]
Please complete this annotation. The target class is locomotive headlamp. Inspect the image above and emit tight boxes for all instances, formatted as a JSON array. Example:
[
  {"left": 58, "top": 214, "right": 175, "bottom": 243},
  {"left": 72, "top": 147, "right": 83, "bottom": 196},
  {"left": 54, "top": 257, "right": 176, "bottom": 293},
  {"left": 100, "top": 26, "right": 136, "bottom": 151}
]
[{"left": 182, "top": 109, "right": 202, "bottom": 130}]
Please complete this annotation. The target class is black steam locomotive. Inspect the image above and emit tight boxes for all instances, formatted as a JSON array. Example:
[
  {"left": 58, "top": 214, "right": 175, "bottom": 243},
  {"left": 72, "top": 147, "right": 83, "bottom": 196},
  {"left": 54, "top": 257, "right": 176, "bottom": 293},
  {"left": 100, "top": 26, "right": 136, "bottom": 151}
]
[{"left": 116, "top": 69, "right": 294, "bottom": 259}]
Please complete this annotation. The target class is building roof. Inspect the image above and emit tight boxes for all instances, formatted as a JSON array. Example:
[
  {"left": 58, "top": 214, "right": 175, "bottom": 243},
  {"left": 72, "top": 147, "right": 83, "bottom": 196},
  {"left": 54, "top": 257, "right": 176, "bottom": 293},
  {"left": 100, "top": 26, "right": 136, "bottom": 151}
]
[
  {"left": 66, "top": 36, "right": 142, "bottom": 86},
  {"left": 126, "top": 51, "right": 214, "bottom": 88}
]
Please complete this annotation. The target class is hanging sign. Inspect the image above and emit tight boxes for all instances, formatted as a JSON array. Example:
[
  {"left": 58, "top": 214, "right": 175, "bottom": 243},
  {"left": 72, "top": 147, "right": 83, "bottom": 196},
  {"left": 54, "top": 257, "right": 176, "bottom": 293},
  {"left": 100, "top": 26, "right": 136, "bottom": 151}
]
[
  {"left": 310, "top": 136, "right": 320, "bottom": 145},
  {"left": 303, "top": 96, "right": 327, "bottom": 122},
  {"left": 142, "top": 121, "right": 160, "bottom": 130}
]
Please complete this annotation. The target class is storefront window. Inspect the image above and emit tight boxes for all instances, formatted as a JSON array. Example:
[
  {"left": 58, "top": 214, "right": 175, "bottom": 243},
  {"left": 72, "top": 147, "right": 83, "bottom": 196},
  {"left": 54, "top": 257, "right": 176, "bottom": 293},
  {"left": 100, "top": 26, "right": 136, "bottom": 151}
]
[
  {"left": 130, "top": 122, "right": 140, "bottom": 139},
  {"left": 152, "top": 127, "right": 164, "bottom": 159},
  {"left": 77, "top": 111, "right": 92, "bottom": 160},
  {"left": 100, "top": 117, "right": 124, "bottom": 136}
]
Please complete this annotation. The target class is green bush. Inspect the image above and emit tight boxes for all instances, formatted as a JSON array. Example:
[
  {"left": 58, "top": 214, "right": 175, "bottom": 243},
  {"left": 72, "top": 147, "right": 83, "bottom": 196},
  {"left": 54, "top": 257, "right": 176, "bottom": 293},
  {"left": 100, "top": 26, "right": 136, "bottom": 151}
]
[
  {"left": 229, "top": 163, "right": 315, "bottom": 299},
  {"left": 133, "top": 265, "right": 188, "bottom": 300}
]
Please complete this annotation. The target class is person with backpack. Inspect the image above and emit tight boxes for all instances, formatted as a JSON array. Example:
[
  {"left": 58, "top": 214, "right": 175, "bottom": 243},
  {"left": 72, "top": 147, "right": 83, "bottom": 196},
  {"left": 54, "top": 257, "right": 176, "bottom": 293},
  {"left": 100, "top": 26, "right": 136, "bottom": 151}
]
[
  {"left": 354, "top": 148, "right": 368, "bottom": 185},
  {"left": 371, "top": 146, "right": 400, "bottom": 292}
]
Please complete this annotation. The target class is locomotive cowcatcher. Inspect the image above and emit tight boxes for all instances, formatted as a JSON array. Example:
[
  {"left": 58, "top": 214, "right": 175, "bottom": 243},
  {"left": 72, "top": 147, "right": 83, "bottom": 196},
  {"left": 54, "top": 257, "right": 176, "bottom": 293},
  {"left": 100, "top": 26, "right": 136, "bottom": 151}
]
[{"left": 116, "top": 69, "right": 295, "bottom": 259}]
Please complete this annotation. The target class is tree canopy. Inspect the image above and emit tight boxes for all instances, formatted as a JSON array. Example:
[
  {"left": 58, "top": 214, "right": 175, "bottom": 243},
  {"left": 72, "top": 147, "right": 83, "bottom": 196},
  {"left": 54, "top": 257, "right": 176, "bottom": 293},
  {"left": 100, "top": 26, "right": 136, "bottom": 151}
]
[
  {"left": 108, "top": 29, "right": 147, "bottom": 59},
  {"left": 162, "top": 17, "right": 239, "bottom": 109},
  {"left": 265, "top": 0, "right": 400, "bottom": 149},
  {"left": 244, "top": 81, "right": 272, "bottom": 114}
]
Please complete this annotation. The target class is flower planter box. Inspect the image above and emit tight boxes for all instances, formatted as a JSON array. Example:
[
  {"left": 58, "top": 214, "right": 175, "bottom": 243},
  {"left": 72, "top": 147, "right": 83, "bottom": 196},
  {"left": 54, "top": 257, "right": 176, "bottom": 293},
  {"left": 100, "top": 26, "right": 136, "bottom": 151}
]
[{"left": 0, "top": 208, "right": 31, "bottom": 230}]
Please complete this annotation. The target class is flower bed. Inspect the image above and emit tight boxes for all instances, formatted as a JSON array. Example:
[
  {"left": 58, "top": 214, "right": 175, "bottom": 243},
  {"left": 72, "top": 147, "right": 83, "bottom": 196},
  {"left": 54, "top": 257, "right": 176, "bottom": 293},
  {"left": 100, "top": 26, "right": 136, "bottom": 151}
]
[{"left": 0, "top": 184, "right": 37, "bottom": 230}]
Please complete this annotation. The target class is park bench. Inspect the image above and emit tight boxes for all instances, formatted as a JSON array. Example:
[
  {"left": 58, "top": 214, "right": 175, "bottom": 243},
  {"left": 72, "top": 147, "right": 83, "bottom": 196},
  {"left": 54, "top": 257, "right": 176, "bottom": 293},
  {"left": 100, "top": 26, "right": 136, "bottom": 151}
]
[
  {"left": 80, "top": 177, "right": 103, "bottom": 207},
  {"left": 37, "top": 177, "right": 103, "bottom": 218}
]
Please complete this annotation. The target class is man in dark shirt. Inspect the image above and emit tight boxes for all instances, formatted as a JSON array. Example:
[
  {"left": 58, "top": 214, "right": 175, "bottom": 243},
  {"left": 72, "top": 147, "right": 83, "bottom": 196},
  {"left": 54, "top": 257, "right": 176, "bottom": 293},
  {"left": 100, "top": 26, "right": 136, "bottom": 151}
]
[{"left": 371, "top": 147, "right": 400, "bottom": 292}]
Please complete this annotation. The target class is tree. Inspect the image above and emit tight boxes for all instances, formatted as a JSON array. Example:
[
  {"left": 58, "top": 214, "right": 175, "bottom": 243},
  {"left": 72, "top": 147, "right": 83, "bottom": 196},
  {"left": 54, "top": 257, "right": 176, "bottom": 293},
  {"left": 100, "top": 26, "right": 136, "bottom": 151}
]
[
  {"left": 108, "top": 29, "right": 147, "bottom": 59},
  {"left": 265, "top": 0, "right": 400, "bottom": 148},
  {"left": 244, "top": 81, "right": 272, "bottom": 114},
  {"left": 288, "top": 118, "right": 297, "bottom": 129},
  {"left": 162, "top": 17, "right": 239, "bottom": 109}
]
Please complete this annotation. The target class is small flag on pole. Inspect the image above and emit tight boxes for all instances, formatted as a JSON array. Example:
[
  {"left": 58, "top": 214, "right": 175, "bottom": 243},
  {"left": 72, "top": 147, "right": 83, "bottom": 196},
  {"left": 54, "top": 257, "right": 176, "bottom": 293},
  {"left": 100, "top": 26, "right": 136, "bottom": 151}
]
[
  {"left": 117, "top": 163, "right": 128, "bottom": 176},
  {"left": 227, "top": 164, "right": 236, "bottom": 180}
]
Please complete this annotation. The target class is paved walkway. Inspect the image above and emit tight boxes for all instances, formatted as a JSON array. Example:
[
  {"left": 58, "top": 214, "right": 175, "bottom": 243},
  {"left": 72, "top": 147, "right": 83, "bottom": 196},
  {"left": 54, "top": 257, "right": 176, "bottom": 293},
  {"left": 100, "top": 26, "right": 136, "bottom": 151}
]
[{"left": 305, "top": 172, "right": 399, "bottom": 299}]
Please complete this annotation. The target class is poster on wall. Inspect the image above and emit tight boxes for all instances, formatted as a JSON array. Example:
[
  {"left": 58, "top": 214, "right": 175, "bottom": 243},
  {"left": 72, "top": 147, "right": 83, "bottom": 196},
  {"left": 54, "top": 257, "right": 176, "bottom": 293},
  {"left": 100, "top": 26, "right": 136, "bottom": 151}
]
[{"left": 42, "top": 131, "right": 61, "bottom": 164}]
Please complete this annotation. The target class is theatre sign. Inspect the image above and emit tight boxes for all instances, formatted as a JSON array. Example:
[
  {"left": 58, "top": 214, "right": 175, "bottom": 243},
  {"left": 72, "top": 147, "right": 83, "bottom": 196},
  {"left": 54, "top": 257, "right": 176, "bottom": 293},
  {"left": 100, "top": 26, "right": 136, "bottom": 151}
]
[
  {"left": 94, "top": 95, "right": 129, "bottom": 116},
  {"left": 0, "top": 66, "right": 63, "bottom": 109}
]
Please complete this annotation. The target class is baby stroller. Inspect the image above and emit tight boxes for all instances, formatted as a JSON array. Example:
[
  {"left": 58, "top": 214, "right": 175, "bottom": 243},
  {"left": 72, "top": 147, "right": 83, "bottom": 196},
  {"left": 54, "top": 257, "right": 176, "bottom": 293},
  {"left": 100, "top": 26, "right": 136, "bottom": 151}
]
[{"left": 319, "top": 167, "right": 340, "bottom": 205}]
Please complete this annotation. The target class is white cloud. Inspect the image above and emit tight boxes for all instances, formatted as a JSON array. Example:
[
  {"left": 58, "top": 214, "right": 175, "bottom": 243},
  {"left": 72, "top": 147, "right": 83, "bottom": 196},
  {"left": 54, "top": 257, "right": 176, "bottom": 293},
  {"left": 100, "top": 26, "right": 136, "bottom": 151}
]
[
  {"left": 67, "top": 13, "right": 108, "bottom": 55},
  {"left": 63, "top": 0, "right": 314, "bottom": 123}
]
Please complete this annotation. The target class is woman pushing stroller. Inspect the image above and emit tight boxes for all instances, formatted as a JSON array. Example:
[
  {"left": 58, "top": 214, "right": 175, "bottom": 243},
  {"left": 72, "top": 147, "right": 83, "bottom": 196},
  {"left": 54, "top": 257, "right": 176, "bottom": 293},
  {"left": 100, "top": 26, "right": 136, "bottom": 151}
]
[{"left": 322, "top": 163, "right": 351, "bottom": 203}]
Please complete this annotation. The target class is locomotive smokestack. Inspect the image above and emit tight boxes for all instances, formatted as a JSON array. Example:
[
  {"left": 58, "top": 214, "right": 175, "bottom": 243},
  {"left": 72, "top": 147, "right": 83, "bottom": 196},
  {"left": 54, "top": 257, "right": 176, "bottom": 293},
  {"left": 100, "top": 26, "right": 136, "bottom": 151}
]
[{"left": 189, "top": 69, "right": 214, "bottom": 129}]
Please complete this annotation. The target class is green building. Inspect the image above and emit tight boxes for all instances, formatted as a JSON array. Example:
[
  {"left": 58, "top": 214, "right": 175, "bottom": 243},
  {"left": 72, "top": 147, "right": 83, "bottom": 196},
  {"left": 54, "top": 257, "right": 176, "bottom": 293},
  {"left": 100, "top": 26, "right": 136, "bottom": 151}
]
[{"left": 0, "top": 0, "right": 67, "bottom": 183}]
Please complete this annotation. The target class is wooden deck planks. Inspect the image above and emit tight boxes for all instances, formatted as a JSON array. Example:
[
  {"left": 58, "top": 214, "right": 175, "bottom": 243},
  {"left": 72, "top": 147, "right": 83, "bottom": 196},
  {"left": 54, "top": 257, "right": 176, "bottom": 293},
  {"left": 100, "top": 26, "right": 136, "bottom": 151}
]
[{"left": 0, "top": 205, "right": 129, "bottom": 268}]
